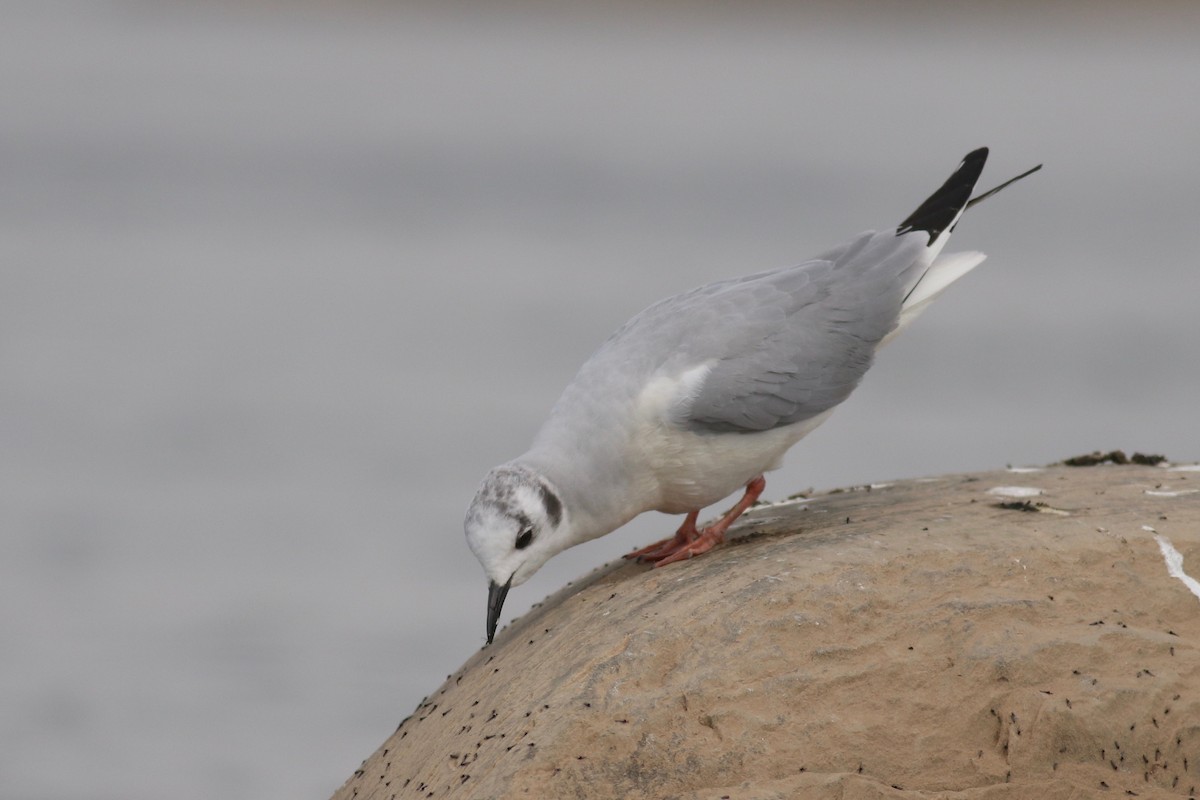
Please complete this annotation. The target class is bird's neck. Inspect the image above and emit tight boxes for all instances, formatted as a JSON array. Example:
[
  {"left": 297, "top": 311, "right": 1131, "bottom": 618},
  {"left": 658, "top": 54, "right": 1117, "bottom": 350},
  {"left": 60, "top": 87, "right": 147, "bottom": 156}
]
[{"left": 515, "top": 446, "right": 647, "bottom": 547}]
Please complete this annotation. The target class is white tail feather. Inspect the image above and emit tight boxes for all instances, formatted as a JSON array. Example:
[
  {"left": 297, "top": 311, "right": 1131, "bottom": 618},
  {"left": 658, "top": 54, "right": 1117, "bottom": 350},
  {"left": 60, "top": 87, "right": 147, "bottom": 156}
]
[
  {"left": 919, "top": 205, "right": 968, "bottom": 265},
  {"left": 882, "top": 250, "right": 986, "bottom": 346}
]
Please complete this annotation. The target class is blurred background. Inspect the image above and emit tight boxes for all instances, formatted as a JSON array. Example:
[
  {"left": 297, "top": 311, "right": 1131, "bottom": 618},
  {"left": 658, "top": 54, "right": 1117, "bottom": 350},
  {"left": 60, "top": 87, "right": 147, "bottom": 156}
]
[{"left": 2, "top": 1, "right": 1198, "bottom": 798}]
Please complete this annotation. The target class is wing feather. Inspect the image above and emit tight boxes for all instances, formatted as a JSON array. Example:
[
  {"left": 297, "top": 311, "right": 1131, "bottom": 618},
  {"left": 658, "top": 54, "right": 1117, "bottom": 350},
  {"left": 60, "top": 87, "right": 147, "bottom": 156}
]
[{"left": 676, "top": 230, "right": 927, "bottom": 433}]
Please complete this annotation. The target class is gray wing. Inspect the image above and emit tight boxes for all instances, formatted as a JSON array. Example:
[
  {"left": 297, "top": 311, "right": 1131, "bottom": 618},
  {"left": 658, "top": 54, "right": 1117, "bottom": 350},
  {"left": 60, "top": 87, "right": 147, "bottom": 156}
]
[{"left": 671, "top": 229, "right": 927, "bottom": 433}]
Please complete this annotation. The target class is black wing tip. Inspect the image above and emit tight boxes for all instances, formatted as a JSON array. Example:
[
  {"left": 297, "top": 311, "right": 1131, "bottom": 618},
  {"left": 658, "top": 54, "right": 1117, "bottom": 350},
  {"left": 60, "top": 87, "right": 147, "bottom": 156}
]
[
  {"left": 897, "top": 147, "right": 990, "bottom": 243},
  {"left": 963, "top": 145, "right": 990, "bottom": 163}
]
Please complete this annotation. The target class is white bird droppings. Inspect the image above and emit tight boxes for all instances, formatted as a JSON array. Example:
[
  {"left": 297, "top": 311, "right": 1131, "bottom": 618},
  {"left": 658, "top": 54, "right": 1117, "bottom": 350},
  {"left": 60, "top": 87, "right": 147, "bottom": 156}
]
[
  {"left": 769, "top": 497, "right": 812, "bottom": 509},
  {"left": 1154, "top": 534, "right": 1200, "bottom": 604},
  {"left": 987, "top": 486, "right": 1044, "bottom": 498},
  {"left": 1145, "top": 489, "right": 1199, "bottom": 497}
]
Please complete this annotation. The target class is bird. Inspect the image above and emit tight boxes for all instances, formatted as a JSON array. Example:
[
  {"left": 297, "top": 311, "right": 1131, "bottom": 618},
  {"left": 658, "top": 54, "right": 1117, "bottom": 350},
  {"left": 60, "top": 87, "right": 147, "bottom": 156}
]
[{"left": 465, "top": 147, "right": 1040, "bottom": 643}]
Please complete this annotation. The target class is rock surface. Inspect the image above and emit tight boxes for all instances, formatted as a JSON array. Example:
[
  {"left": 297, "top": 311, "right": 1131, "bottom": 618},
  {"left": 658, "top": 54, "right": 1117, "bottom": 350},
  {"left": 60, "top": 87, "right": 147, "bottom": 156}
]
[{"left": 333, "top": 463, "right": 1200, "bottom": 800}]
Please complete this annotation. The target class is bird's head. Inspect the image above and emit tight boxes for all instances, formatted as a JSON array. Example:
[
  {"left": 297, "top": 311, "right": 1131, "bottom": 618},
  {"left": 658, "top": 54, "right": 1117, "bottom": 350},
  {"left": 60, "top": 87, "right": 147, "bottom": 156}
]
[{"left": 464, "top": 463, "right": 569, "bottom": 643}]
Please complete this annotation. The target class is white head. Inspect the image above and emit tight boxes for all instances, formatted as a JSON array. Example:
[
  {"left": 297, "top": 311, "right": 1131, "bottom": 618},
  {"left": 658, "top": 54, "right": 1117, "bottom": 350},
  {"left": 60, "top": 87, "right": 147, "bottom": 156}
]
[{"left": 464, "top": 462, "right": 571, "bottom": 643}]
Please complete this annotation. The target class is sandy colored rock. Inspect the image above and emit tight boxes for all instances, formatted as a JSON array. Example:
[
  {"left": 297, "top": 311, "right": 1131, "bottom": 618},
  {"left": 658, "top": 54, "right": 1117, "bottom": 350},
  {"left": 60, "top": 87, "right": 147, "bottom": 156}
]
[{"left": 333, "top": 463, "right": 1200, "bottom": 799}]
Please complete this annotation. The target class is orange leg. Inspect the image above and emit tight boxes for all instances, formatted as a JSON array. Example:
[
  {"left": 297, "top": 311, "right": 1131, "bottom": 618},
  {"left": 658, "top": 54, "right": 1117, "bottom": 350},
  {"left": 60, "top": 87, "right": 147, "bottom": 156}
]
[
  {"left": 623, "top": 510, "right": 700, "bottom": 561},
  {"left": 626, "top": 476, "right": 766, "bottom": 567}
]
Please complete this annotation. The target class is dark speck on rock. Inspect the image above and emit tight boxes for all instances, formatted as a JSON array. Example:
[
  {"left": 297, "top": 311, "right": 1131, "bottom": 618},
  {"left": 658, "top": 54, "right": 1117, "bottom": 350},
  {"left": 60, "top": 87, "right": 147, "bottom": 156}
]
[{"left": 994, "top": 500, "right": 1040, "bottom": 512}]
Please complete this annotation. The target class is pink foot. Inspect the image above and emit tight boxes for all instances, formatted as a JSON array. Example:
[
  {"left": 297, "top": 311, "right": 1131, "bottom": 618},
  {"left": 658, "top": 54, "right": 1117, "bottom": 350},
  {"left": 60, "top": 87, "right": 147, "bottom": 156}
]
[
  {"left": 624, "top": 511, "right": 699, "bottom": 561},
  {"left": 629, "top": 476, "right": 767, "bottom": 568},
  {"left": 650, "top": 525, "right": 727, "bottom": 567}
]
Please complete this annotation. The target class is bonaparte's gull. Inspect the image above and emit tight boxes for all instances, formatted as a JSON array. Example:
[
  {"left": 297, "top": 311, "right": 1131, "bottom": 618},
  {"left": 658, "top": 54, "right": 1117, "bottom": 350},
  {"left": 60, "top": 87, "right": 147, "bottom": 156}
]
[{"left": 466, "top": 148, "right": 1040, "bottom": 643}]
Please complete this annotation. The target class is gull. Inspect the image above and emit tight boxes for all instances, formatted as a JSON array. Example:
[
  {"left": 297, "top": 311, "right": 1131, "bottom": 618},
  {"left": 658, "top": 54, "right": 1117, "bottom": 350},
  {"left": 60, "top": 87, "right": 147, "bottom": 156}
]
[{"left": 465, "top": 147, "right": 1040, "bottom": 643}]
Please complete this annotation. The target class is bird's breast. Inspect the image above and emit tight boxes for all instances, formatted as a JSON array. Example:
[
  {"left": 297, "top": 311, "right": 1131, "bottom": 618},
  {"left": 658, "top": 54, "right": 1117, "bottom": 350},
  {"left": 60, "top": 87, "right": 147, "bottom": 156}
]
[{"left": 630, "top": 368, "right": 834, "bottom": 514}]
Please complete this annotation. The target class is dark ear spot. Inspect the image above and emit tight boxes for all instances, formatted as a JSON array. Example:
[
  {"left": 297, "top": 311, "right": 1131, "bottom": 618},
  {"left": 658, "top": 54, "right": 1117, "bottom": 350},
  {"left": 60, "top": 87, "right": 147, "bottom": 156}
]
[{"left": 538, "top": 483, "right": 563, "bottom": 527}]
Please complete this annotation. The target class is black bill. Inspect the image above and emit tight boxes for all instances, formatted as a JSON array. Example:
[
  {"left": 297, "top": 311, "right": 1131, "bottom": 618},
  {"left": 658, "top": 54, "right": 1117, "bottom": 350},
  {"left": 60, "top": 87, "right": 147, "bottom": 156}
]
[{"left": 486, "top": 575, "right": 513, "bottom": 645}]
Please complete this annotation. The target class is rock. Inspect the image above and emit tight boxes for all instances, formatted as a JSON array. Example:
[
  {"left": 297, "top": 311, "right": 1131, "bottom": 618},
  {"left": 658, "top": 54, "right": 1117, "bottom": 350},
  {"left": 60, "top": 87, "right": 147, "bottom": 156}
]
[{"left": 332, "top": 463, "right": 1200, "bottom": 799}]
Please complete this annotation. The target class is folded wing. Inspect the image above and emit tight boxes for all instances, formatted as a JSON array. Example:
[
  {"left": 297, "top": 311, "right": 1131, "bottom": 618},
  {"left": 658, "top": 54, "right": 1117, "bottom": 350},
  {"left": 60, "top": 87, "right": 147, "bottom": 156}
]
[{"left": 676, "top": 230, "right": 927, "bottom": 433}]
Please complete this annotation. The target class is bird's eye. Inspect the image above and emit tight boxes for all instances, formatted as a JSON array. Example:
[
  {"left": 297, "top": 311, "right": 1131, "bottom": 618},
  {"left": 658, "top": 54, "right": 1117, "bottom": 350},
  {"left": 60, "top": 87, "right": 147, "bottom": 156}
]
[{"left": 515, "top": 528, "right": 534, "bottom": 550}]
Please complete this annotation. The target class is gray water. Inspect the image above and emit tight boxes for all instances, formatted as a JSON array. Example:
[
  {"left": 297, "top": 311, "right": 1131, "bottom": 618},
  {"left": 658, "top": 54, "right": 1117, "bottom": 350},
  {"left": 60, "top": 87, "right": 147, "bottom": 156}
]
[{"left": 2, "top": 2, "right": 1198, "bottom": 798}]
